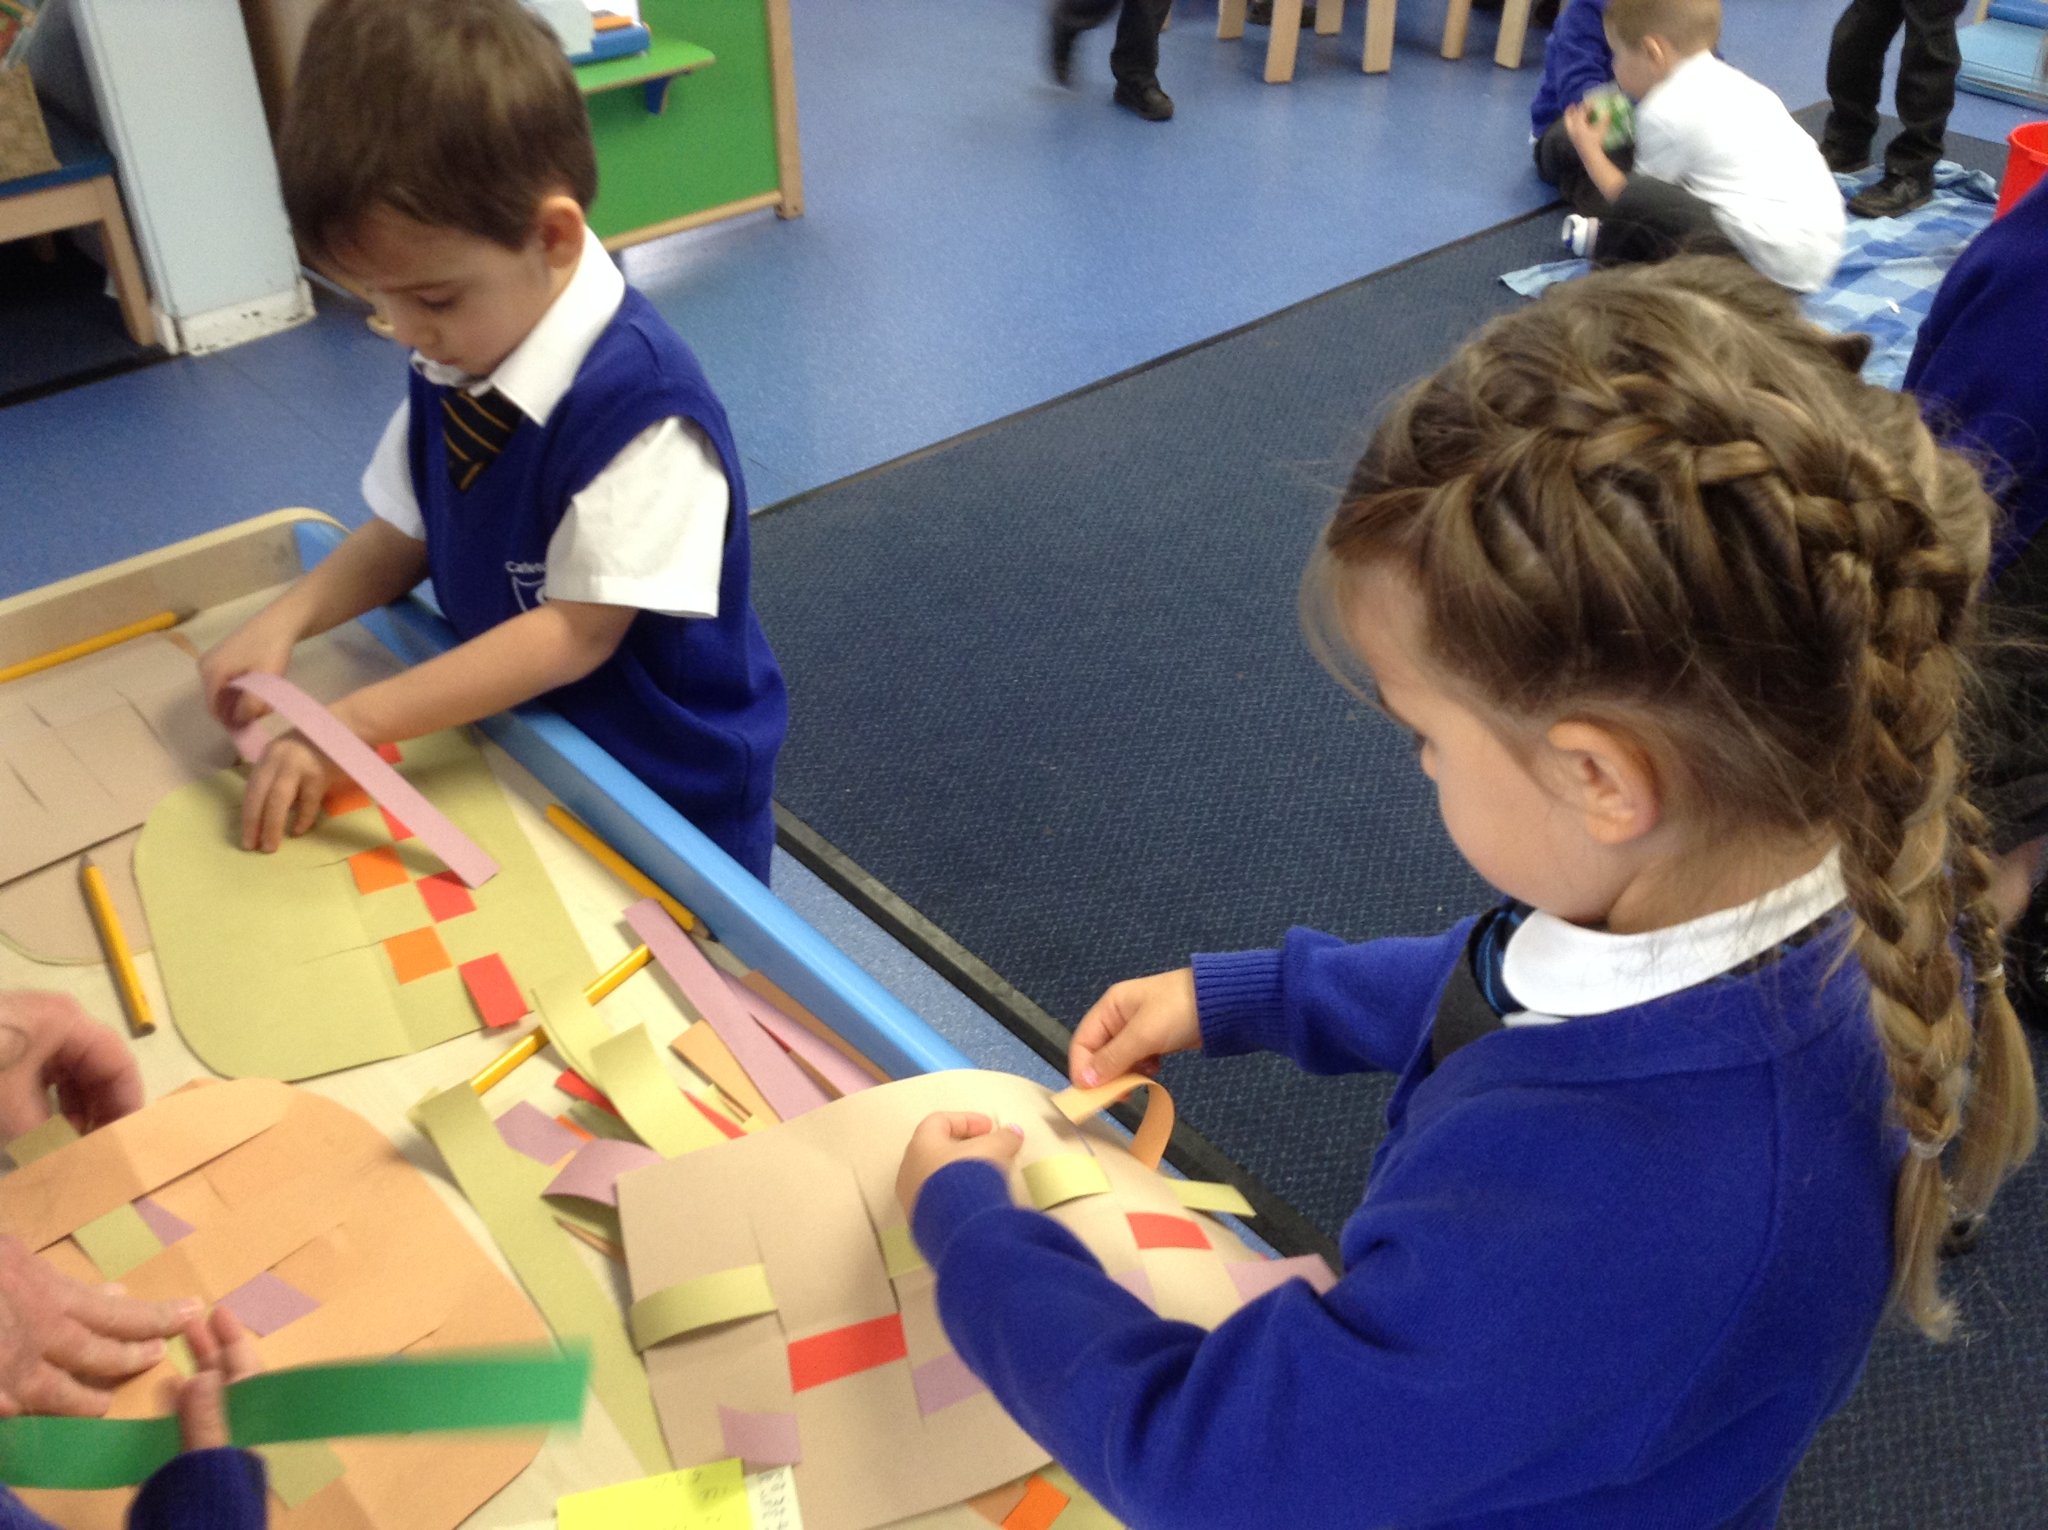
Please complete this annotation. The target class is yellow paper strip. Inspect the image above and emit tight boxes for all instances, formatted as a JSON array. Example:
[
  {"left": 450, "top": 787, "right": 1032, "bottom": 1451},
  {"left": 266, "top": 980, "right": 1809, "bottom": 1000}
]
[
  {"left": 256, "top": 1439, "right": 348, "bottom": 1508},
  {"left": 72, "top": 1203, "right": 162, "bottom": 1279},
  {"left": 592, "top": 1025, "right": 728, "bottom": 1159},
  {"left": 878, "top": 1222, "right": 926, "bottom": 1280},
  {"left": 1049, "top": 1074, "right": 1175, "bottom": 1169},
  {"left": 1023, "top": 1154, "right": 1113, "bottom": 1212},
  {"left": 535, "top": 973, "right": 617, "bottom": 1088},
  {"left": 5, "top": 1115, "right": 80, "bottom": 1167},
  {"left": 628, "top": 1265, "right": 778, "bottom": 1351},
  {"left": 556, "top": 1458, "right": 748, "bottom": 1529},
  {"left": 1169, "top": 1179, "right": 1257, "bottom": 1218},
  {"left": 410, "top": 1082, "right": 670, "bottom": 1474}
]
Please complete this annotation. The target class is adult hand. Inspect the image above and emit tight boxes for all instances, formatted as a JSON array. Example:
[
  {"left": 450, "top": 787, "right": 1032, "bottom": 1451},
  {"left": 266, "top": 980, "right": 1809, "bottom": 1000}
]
[
  {"left": 0, "top": 991, "right": 140, "bottom": 1138},
  {"left": 896, "top": 1112, "right": 1025, "bottom": 1220},
  {"left": 0, "top": 1237, "right": 198, "bottom": 1418},
  {"left": 1067, "top": 967, "right": 1202, "bottom": 1088},
  {"left": 241, "top": 733, "right": 344, "bottom": 853}
]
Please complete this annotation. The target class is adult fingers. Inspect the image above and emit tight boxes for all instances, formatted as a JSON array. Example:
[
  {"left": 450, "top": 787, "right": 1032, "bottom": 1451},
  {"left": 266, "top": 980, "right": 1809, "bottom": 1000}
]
[
  {"left": 68, "top": 1282, "right": 198, "bottom": 1342},
  {"left": 177, "top": 1371, "right": 231, "bottom": 1451},
  {"left": 18, "top": 1362, "right": 116, "bottom": 1418},
  {"left": 42, "top": 1318, "right": 168, "bottom": 1383},
  {"left": 47, "top": 1013, "right": 142, "bottom": 1130}
]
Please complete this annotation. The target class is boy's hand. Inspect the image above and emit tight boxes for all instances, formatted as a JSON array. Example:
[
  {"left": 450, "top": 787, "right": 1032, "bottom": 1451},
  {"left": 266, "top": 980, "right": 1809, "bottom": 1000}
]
[
  {"left": 896, "top": 1113, "right": 1025, "bottom": 1219},
  {"left": 1562, "top": 101, "right": 1606, "bottom": 164},
  {"left": 241, "top": 734, "right": 345, "bottom": 853},
  {"left": 165, "top": 1308, "right": 261, "bottom": 1451},
  {"left": 1068, "top": 968, "right": 1202, "bottom": 1088},
  {"left": 199, "top": 612, "right": 299, "bottom": 730}
]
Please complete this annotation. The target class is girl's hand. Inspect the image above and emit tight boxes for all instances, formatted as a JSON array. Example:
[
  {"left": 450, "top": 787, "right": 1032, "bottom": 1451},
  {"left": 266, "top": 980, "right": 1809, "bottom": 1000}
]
[
  {"left": 1068, "top": 968, "right": 1201, "bottom": 1088},
  {"left": 166, "top": 1307, "right": 261, "bottom": 1451},
  {"left": 241, "top": 734, "right": 344, "bottom": 853},
  {"left": 896, "top": 1112, "right": 1025, "bottom": 1219},
  {"left": 199, "top": 613, "right": 298, "bottom": 730}
]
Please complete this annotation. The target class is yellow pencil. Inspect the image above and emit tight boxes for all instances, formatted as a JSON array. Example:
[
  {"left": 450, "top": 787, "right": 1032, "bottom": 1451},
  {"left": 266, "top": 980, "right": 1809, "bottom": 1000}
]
[
  {"left": 81, "top": 860, "right": 154, "bottom": 1035},
  {"left": 467, "top": 943, "right": 653, "bottom": 1094},
  {"left": 543, "top": 804, "right": 699, "bottom": 932},
  {"left": 0, "top": 611, "right": 181, "bottom": 687}
]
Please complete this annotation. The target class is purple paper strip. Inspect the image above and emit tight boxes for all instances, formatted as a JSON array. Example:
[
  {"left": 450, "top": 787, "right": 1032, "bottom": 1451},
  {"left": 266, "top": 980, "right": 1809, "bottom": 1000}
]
[
  {"left": 220, "top": 1271, "right": 320, "bottom": 1337},
  {"left": 1112, "top": 1267, "right": 1156, "bottom": 1309},
  {"left": 625, "top": 899, "right": 830, "bottom": 1120},
  {"left": 133, "top": 1197, "right": 195, "bottom": 1246},
  {"left": 543, "top": 1136, "right": 663, "bottom": 1208},
  {"left": 910, "top": 1351, "right": 986, "bottom": 1415},
  {"left": 718, "top": 1404, "right": 802, "bottom": 1468},
  {"left": 494, "top": 1101, "right": 582, "bottom": 1167},
  {"left": 1227, "top": 1253, "right": 1339, "bottom": 1305},
  {"left": 724, "top": 972, "right": 878, "bottom": 1098}
]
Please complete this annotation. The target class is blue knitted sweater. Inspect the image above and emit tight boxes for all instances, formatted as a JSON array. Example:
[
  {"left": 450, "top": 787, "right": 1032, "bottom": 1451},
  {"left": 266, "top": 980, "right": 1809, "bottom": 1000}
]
[
  {"left": 1530, "top": 0, "right": 1613, "bottom": 133},
  {"left": 1, "top": 1451, "right": 265, "bottom": 1529},
  {"left": 915, "top": 917, "right": 1901, "bottom": 1528}
]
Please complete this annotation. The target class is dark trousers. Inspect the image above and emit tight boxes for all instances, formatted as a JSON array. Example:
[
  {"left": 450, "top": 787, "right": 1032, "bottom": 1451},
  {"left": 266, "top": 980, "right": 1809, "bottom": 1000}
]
[
  {"left": 1822, "top": 0, "right": 1967, "bottom": 177},
  {"left": 1056, "top": 0, "right": 1170, "bottom": 86},
  {"left": 1594, "top": 174, "right": 1738, "bottom": 266},
  {"left": 1533, "top": 119, "right": 1635, "bottom": 217}
]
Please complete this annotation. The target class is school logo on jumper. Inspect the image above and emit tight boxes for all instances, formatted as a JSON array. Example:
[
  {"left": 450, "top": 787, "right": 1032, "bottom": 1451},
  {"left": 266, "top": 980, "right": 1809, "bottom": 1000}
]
[{"left": 507, "top": 562, "right": 547, "bottom": 612}]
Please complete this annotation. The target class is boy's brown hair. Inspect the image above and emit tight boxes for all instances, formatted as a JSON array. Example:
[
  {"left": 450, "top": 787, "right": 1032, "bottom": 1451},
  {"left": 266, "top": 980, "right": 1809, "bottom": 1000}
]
[
  {"left": 1605, "top": 0, "right": 1721, "bottom": 53},
  {"left": 279, "top": 0, "right": 598, "bottom": 263}
]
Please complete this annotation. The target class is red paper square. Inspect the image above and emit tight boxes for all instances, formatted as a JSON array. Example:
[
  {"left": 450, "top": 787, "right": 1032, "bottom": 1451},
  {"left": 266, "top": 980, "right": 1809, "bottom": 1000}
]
[
  {"left": 1126, "top": 1212, "right": 1210, "bottom": 1251},
  {"left": 374, "top": 742, "right": 402, "bottom": 764},
  {"left": 380, "top": 806, "right": 414, "bottom": 841},
  {"left": 416, "top": 870, "right": 476, "bottom": 922},
  {"left": 458, "top": 954, "right": 528, "bottom": 1028}
]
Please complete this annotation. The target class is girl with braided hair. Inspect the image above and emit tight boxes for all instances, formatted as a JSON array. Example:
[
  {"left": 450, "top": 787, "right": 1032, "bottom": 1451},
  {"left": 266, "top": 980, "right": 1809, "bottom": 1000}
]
[{"left": 895, "top": 256, "right": 2036, "bottom": 1528}]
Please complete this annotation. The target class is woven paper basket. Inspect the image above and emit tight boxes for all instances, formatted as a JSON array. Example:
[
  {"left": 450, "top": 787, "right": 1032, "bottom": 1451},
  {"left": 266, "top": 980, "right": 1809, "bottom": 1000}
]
[{"left": 0, "top": 64, "right": 60, "bottom": 182}]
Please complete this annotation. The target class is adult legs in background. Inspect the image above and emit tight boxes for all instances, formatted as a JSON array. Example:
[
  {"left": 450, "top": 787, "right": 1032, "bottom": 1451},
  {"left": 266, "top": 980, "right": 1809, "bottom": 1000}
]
[
  {"left": 1821, "top": 0, "right": 1901, "bottom": 165},
  {"left": 1821, "top": 0, "right": 1963, "bottom": 214},
  {"left": 1590, "top": 175, "right": 1738, "bottom": 266},
  {"left": 1884, "top": 0, "right": 1966, "bottom": 178},
  {"left": 1050, "top": 0, "right": 1173, "bottom": 118},
  {"left": 1534, "top": 121, "right": 1635, "bottom": 217}
]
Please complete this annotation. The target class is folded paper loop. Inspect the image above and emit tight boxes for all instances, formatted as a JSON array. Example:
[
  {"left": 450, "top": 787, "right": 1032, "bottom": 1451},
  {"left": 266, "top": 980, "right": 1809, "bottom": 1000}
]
[
  {"left": 1048, "top": 1073, "right": 1175, "bottom": 1170},
  {"left": 226, "top": 673, "right": 498, "bottom": 887},
  {"left": 1169, "top": 1178, "right": 1256, "bottom": 1218},
  {"left": 1022, "top": 1153, "right": 1113, "bottom": 1211},
  {"left": 629, "top": 1265, "right": 779, "bottom": 1351}
]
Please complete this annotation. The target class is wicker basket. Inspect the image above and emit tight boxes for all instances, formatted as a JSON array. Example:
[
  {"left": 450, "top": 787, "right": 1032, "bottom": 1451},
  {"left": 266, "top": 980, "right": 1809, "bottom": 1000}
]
[{"left": 0, "top": 64, "right": 60, "bottom": 183}]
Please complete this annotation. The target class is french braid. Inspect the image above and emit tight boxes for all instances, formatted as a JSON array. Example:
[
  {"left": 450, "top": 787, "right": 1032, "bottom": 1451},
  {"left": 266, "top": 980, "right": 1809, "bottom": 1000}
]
[{"left": 1310, "top": 256, "right": 2036, "bottom": 1339}]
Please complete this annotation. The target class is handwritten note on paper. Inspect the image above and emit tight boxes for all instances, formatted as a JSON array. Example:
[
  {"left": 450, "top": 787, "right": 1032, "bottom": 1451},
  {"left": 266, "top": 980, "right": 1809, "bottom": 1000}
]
[
  {"left": 745, "top": 1466, "right": 804, "bottom": 1529},
  {"left": 556, "top": 1459, "right": 751, "bottom": 1529}
]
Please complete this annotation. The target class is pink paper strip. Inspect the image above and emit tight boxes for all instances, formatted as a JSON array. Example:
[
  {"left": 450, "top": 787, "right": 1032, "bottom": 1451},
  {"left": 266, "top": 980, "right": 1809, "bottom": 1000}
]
[
  {"left": 1227, "top": 1254, "right": 1339, "bottom": 1305},
  {"left": 1112, "top": 1267, "right": 1156, "bottom": 1309},
  {"left": 227, "top": 674, "right": 498, "bottom": 888},
  {"left": 543, "top": 1136, "right": 663, "bottom": 1207},
  {"left": 494, "top": 1101, "right": 582, "bottom": 1167},
  {"left": 220, "top": 1271, "right": 320, "bottom": 1336},
  {"left": 910, "top": 1351, "right": 987, "bottom": 1415},
  {"left": 718, "top": 1404, "right": 802, "bottom": 1469},
  {"left": 724, "top": 972, "right": 877, "bottom": 1098},
  {"left": 624, "top": 900, "right": 829, "bottom": 1120},
  {"left": 133, "top": 1197, "right": 194, "bottom": 1246}
]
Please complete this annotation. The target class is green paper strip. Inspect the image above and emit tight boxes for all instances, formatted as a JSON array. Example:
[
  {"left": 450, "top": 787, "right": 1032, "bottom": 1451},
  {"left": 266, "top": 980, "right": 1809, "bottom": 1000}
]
[
  {"left": 536, "top": 972, "right": 616, "bottom": 1088},
  {"left": 1024, "top": 1154, "right": 1112, "bottom": 1211},
  {"left": 878, "top": 1222, "right": 925, "bottom": 1280},
  {"left": 1170, "top": 1179, "right": 1257, "bottom": 1218},
  {"left": 592, "top": 1024, "right": 726, "bottom": 1159},
  {"left": 256, "top": 1439, "right": 348, "bottom": 1508},
  {"left": 412, "top": 1080, "right": 671, "bottom": 1474},
  {"left": 0, "top": 1347, "right": 588, "bottom": 1490},
  {"left": 72, "top": 1203, "right": 163, "bottom": 1279},
  {"left": 5, "top": 1115, "right": 79, "bottom": 1167},
  {"left": 628, "top": 1265, "right": 777, "bottom": 1351},
  {"left": 565, "top": 1098, "right": 636, "bottom": 1144},
  {"left": 548, "top": 1196, "right": 624, "bottom": 1249}
]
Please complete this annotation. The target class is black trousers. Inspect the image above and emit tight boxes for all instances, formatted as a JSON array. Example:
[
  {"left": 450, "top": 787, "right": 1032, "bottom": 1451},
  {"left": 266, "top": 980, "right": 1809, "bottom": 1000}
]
[
  {"left": 1822, "top": 0, "right": 1967, "bottom": 177},
  {"left": 1594, "top": 174, "right": 1738, "bottom": 266},
  {"left": 1533, "top": 119, "right": 1636, "bottom": 217},
  {"left": 1056, "top": 0, "right": 1171, "bottom": 86}
]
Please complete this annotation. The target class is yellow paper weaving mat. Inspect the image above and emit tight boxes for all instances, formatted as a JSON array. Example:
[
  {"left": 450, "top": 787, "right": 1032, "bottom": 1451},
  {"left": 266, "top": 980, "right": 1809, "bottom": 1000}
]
[
  {"left": 0, "top": 1078, "right": 290, "bottom": 1251},
  {"left": 138, "top": 722, "right": 589, "bottom": 1081}
]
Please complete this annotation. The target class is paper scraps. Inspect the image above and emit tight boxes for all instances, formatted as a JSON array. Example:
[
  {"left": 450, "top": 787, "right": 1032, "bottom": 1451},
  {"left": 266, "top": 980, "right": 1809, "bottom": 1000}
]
[{"left": 557, "top": 1461, "right": 805, "bottom": 1530}]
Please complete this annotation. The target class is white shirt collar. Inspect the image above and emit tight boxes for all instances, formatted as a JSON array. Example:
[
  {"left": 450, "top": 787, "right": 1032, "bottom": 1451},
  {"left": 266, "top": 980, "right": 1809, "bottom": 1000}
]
[
  {"left": 1499, "top": 849, "right": 1846, "bottom": 1020},
  {"left": 410, "top": 223, "right": 625, "bottom": 425}
]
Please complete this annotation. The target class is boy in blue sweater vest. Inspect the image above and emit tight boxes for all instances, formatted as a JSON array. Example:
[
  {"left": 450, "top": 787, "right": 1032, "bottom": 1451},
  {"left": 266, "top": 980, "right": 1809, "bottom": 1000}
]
[
  {"left": 200, "top": 0, "right": 787, "bottom": 883},
  {"left": 1529, "top": 0, "right": 1622, "bottom": 214},
  {"left": 894, "top": 261, "right": 2037, "bottom": 1527}
]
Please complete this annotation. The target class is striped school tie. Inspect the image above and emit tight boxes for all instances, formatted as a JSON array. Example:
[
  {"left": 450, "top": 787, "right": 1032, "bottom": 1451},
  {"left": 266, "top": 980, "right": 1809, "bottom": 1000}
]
[{"left": 442, "top": 387, "right": 521, "bottom": 492}]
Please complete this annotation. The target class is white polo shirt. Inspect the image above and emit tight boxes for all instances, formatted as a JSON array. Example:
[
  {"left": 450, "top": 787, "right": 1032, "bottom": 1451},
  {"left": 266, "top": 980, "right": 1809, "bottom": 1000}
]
[{"left": 360, "top": 224, "right": 730, "bottom": 619}]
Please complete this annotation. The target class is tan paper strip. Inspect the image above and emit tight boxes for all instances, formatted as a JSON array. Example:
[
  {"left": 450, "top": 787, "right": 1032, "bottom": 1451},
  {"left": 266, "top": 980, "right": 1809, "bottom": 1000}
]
[
  {"left": 673, "top": 1022, "right": 779, "bottom": 1129},
  {"left": 628, "top": 1265, "right": 778, "bottom": 1351},
  {"left": 1170, "top": 1179, "right": 1257, "bottom": 1218},
  {"left": 1048, "top": 1074, "right": 1175, "bottom": 1170},
  {"left": 1022, "top": 1154, "right": 1112, "bottom": 1212}
]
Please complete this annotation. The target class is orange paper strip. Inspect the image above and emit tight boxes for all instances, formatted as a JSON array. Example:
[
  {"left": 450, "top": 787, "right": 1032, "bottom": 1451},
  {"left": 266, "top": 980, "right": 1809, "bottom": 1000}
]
[{"left": 1002, "top": 1475, "right": 1071, "bottom": 1530}]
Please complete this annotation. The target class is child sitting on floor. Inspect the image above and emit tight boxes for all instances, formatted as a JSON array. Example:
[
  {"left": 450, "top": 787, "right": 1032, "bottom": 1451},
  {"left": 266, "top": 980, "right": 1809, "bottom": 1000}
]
[
  {"left": 895, "top": 257, "right": 2036, "bottom": 1527},
  {"left": 199, "top": 0, "right": 788, "bottom": 883},
  {"left": 1529, "top": 0, "right": 1622, "bottom": 215},
  {"left": 1561, "top": 0, "right": 1843, "bottom": 291}
]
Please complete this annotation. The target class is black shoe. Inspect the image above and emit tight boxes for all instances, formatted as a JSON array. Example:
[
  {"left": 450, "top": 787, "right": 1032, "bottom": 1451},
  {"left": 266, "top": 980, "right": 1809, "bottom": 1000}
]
[
  {"left": 1113, "top": 79, "right": 1173, "bottom": 120},
  {"left": 1247, "top": 0, "right": 1316, "bottom": 24},
  {"left": 1819, "top": 138, "right": 1872, "bottom": 175},
  {"left": 1049, "top": 13, "right": 1078, "bottom": 86},
  {"left": 1848, "top": 170, "right": 1934, "bottom": 219}
]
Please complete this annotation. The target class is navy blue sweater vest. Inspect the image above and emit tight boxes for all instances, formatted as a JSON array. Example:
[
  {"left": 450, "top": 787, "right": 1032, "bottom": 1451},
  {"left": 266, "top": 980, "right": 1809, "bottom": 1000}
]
[{"left": 406, "top": 288, "right": 788, "bottom": 881}]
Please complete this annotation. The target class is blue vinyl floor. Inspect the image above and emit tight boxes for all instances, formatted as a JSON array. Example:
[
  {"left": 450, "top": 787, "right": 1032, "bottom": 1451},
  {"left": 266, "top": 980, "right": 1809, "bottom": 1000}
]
[{"left": 0, "top": 0, "right": 2037, "bottom": 1069}]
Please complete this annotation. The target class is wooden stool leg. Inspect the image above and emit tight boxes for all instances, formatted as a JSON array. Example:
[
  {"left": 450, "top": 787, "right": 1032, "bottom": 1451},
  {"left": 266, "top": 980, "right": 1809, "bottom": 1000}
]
[
  {"left": 1160, "top": 1, "right": 1171, "bottom": 30},
  {"left": 1266, "top": 0, "right": 1305, "bottom": 82},
  {"left": 1363, "top": 0, "right": 1396, "bottom": 71},
  {"left": 1442, "top": 0, "right": 1472, "bottom": 57},
  {"left": 1218, "top": 0, "right": 1248, "bottom": 41},
  {"left": 92, "top": 177, "right": 155, "bottom": 347},
  {"left": 1315, "top": 0, "right": 1344, "bottom": 38},
  {"left": 1494, "top": 0, "right": 1532, "bottom": 66}
]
